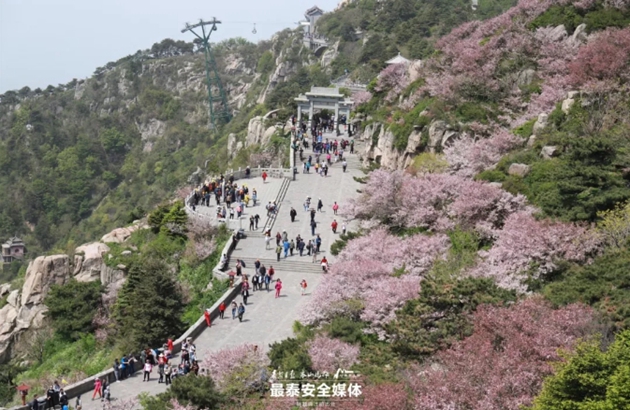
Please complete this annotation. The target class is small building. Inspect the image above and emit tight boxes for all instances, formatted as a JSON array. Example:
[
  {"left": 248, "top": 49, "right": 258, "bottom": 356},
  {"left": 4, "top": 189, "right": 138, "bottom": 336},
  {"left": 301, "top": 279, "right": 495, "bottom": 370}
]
[
  {"left": 2, "top": 237, "right": 26, "bottom": 263},
  {"left": 303, "top": 6, "right": 324, "bottom": 36},
  {"left": 385, "top": 52, "right": 411, "bottom": 66}
]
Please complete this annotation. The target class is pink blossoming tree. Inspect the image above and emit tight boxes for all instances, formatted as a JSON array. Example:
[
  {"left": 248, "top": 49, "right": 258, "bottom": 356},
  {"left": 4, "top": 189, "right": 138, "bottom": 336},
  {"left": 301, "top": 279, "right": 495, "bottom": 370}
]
[
  {"left": 307, "top": 335, "right": 360, "bottom": 373},
  {"left": 201, "top": 343, "right": 269, "bottom": 390},
  {"left": 410, "top": 297, "right": 596, "bottom": 410}
]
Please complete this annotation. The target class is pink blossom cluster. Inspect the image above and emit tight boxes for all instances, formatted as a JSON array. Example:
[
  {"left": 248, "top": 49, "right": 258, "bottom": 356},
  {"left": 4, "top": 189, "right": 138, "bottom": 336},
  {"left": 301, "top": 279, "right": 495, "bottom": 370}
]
[
  {"left": 307, "top": 334, "right": 360, "bottom": 373},
  {"left": 568, "top": 27, "right": 630, "bottom": 89},
  {"left": 300, "top": 228, "right": 450, "bottom": 328},
  {"left": 410, "top": 297, "right": 595, "bottom": 410},
  {"left": 375, "top": 64, "right": 410, "bottom": 102},
  {"left": 168, "top": 399, "right": 195, "bottom": 410},
  {"left": 344, "top": 384, "right": 411, "bottom": 410},
  {"left": 201, "top": 343, "right": 269, "bottom": 388},
  {"left": 352, "top": 91, "right": 373, "bottom": 107},
  {"left": 470, "top": 211, "right": 601, "bottom": 292},
  {"left": 345, "top": 170, "right": 528, "bottom": 233},
  {"left": 444, "top": 128, "right": 524, "bottom": 177},
  {"left": 249, "top": 151, "right": 275, "bottom": 168}
]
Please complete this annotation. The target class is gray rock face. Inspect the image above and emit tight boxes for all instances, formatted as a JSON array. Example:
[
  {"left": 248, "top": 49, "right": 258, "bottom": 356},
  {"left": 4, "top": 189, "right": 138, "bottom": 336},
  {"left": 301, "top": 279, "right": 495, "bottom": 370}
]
[
  {"left": 569, "top": 23, "right": 588, "bottom": 46},
  {"left": 532, "top": 113, "right": 549, "bottom": 135},
  {"left": 247, "top": 116, "right": 265, "bottom": 146},
  {"left": 428, "top": 120, "right": 448, "bottom": 152},
  {"left": 101, "top": 222, "right": 146, "bottom": 244},
  {"left": 541, "top": 146, "right": 558, "bottom": 159},
  {"left": 361, "top": 122, "right": 428, "bottom": 170},
  {"left": 73, "top": 242, "right": 111, "bottom": 283},
  {"left": 508, "top": 163, "right": 531, "bottom": 177},
  {"left": 321, "top": 41, "right": 340, "bottom": 68},
  {"left": 21, "top": 255, "right": 71, "bottom": 306},
  {"left": 227, "top": 133, "right": 238, "bottom": 159},
  {"left": 547, "top": 24, "right": 568, "bottom": 42},
  {"left": 188, "top": 166, "right": 203, "bottom": 185},
  {"left": 136, "top": 118, "right": 166, "bottom": 141}
]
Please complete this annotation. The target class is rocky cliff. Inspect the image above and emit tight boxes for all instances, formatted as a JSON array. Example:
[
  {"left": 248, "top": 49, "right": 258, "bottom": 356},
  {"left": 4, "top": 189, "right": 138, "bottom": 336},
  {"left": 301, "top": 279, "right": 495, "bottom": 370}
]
[{"left": 0, "top": 222, "right": 145, "bottom": 363}]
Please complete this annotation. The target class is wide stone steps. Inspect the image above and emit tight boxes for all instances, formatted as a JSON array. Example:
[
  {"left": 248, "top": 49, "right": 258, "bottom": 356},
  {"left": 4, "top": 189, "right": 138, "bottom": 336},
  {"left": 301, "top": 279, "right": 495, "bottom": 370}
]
[
  {"left": 228, "top": 255, "right": 326, "bottom": 275},
  {"left": 260, "top": 177, "right": 291, "bottom": 234}
]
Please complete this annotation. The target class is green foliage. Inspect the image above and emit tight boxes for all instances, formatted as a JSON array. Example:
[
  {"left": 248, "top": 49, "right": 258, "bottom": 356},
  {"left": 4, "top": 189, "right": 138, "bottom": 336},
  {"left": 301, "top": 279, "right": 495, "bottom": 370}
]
[
  {"left": 148, "top": 201, "right": 188, "bottom": 238},
  {"left": 530, "top": 330, "right": 630, "bottom": 409},
  {"left": 530, "top": 3, "right": 630, "bottom": 34},
  {"left": 455, "top": 101, "right": 497, "bottom": 124},
  {"left": 268, "top": 338, "right": 313, "bottom": 373},
  {"left": 324, "top": 316, "right": 366, "bottom": 345},
  {"left": 543, "top": 248, "right": 630, "bottom": 331},
  {"left": 115, "top": 259, "right": 185, "bottom": 352},
  {"left": 330, "top": 231, "right": 361, "bottom": 256},
  {"left": 256, "top": 51, "right": 274, "bottom": 75},
  {"left": 44, "top": 279, "right": 104, "bottom": 341},
  {"left": 513, "top": 118, "right": 537, "bottom": 138},
  {"left": 386, "top": 275, "right": 516, "bottom": 360},
  {"left": 143, "top": 375, "right": 224, "bottom": 410}
]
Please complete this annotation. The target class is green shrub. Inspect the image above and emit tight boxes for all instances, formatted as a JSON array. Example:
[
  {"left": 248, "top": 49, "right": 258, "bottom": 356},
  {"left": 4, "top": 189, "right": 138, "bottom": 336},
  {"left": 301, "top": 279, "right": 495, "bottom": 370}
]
[
  {"left": 475, "top": 169, "right": 506, "bottom": 182},
  {"left": 143, "top": 375, "right": 223, "bottom": 410},
  {"left": 513, "top": 118, "right": 536, "bottom": 138},
  {"left": 268, "top": 338, "right": 312, "bottom": 373},
  {"left": 44, "top": 279, "right": 104, "bottom": 341},
  {"left": 330, "top": 231, "right": 361, "bottom": 256}
]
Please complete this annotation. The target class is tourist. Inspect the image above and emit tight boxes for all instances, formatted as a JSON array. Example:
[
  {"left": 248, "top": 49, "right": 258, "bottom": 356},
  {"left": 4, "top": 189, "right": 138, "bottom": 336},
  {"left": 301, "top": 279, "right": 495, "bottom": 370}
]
[
  {"left": 290, "top": 239, "right": 295, "bottom": 256},
  {"left": 275, "top": 279, "right": 283, "bottom": 298},
  {"left": 219, "top": 302, "right": 226, "bottom": 319},
  {"left": 231, "top": 301, "right": 237, "bottom": 319},
  {"left": 301, "top": 279, "right": 308, "bottom": 296},
  {"left": 113, "top": 359, "right": 120, "bottom": 382},
  {"left": 332, "top": 202, "right": 339, "bottom": 215},
  {"left": 316, "top": 235, "right": 322, "bottom": 253},
  {"left": 91, "top": 378, "right": 102, "bottom": 400},
  {"left": 143, "top": 360, "right": 153, "bottom": 382},
  {"left": 331, "top": 219, "right": 338, "bottom": 234},
  {"left": 342, "top": 222, "right": 347, "bottom": 235},
  {"left": 290, "top": 207, "right": 297, "bottom": 222},
  {"left": 310, "top": 220, "right": 317, "bottom": 236},
  {"left": 164, "top": 363, "right": 172, "bottom": 385},
  {"left": 204, "top": 309, "right": 211, "bottom": 327},
  {"left": 238, "top": 303, "right": 246, "bottom": 322},
  {"left": 283, "top": 240, "right": 290, "bottom": 258},
  {"left": 262, "top": 171, "right": 267, "bottom": 183},
  {"left": 317, "top": 198, "right": 323, "bottom": 212},
  {"left": 276, "top": 244, "right": 282, "bottom": 261}
]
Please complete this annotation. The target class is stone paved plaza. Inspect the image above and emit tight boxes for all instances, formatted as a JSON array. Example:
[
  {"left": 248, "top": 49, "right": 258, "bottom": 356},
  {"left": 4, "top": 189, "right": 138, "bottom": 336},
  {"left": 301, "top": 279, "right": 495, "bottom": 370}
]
[{"left": 80, "top": 134, "right": 365, "bottom": 408}]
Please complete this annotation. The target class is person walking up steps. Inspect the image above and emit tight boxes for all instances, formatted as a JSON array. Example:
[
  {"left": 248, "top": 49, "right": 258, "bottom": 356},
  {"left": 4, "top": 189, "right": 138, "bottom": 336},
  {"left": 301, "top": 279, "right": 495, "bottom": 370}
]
[
  {"left": 276, "top": 244, "right": 282, "bottom": 261},
  {"left": 275, "top": 279, "right": 283, "bottom": 298}
]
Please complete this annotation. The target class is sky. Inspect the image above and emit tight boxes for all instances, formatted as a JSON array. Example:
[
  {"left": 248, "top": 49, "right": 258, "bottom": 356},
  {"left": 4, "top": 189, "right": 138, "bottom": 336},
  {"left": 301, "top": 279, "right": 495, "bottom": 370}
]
[{"left": 0, "top": 0, "right": 339, "bottom": 93}]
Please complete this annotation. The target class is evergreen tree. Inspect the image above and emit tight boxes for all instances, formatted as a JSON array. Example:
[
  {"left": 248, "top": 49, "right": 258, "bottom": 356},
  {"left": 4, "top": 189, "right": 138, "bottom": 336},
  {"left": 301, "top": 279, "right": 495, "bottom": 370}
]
[{"left": 115, "top": 258, "right": 184, "bottom": 351}]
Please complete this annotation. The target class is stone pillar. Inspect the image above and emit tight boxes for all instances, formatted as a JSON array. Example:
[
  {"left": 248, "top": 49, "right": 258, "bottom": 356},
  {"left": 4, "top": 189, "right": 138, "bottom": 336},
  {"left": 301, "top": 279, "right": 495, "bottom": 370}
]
[
  {"left": 308, "top": 101, "right": 314, "bottom": 131},
  {"left": 335, "top": 103, "right": 340, "bottom": 137},
  {"left": 297, "top": 105, "right": 302, "bottom": 125}
]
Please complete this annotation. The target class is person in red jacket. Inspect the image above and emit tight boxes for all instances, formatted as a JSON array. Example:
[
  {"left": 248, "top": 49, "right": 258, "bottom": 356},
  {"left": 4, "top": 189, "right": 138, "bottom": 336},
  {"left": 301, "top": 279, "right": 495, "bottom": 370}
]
[
  {"left": 219, "top": 302, "right": 226, "bottom": 319},
  {"left": 262, "top": 171, "right": 268, "bottom": 183},
  {"left": 204, "top": 309, "right": 211, "bottom": 327},
  {"left": 331, "top": 219, "right": 338, "bottom": 234}
]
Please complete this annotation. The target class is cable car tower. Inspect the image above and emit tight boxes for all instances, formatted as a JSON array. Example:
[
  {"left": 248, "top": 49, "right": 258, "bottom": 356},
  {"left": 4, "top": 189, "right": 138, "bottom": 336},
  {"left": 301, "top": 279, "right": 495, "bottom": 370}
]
[{"left": 181, "top": 18, "right": 232, "bottom": 130}]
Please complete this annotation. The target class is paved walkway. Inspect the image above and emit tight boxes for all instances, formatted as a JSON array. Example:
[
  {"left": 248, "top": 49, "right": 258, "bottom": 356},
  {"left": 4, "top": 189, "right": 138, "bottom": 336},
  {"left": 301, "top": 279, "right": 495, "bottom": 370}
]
[{"left": 83, "top": 134, "right": 365, "bottom": 408}]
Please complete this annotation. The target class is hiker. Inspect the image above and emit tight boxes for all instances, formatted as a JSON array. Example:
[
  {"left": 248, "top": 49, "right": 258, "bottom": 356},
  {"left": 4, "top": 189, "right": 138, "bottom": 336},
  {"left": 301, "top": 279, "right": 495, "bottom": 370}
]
[
  {"left": 283, "top": 240, "right": 290, "bottom": 258},
  {"left": 306, "top": 240, "right": 313, "bottom": 256},
  {"left": 290, "top": 207, "right": 297, "bottom": 222},
  {"left": 276, "top": 244, "right": 282, "bottom": 261},
  {"left": 265, "top": 232, "right": 272, "bottom": 249},
  {"left": 231, "top": 301, "right": 237, "bottom": 319},
  {"left": 204, "top": 309, "right": 211, "bottom": 327},
  {"left": 332, "top": 202, "right": 339, "bottom": 215},
  {"left": 311, "top": 220, "right": 317, "bottom": 236},
  {"left": 282, "top": 230, "right": 288, "bottom": 242},
  {"left": 238, "top": 303, "right": 246, "bottom": 322},
  {"left": 262, "top": 171, "right": 267, "bottom": 183},
  {"left": 331, "top": 219, "right": 338, "bottom": 234},
  {"left": 276, "top": 231, "right": 282, "bottom": 245},
  {"left": 316, "top": 235, "right": 322, "bottom": 253},
  {"left": 317, "top": 198, "right": 323, "bottom": 212},
  {"left": 290, "top": 239, "right": 295, "bottom": 256},
  {"left": 301, "top": 279, "right": 308, "bottom": 295},
  {"left": 249, "top": 216, "right": 255, "bottom": 230},
  {"left": 275, "top": 279, "right": 283, "bottom": 298},
  {"left": 219, "top": 302, "right": 226, "bottom": 319},
  {"left": 92, "top": 378, "right": 102, "bottom": 400},
  {"left": 254, "top": 214, "right": 260, "bottom": 229},
  {"left": 242, "top": 287, "right": 250, "bottom": 305}
]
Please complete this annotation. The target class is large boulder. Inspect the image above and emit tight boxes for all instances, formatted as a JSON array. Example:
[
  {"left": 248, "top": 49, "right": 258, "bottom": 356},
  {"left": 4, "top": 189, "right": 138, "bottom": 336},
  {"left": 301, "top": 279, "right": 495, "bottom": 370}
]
[
  {"left": 21, "top": 255, "right": 71, "bottom": 306},
  {"left": 246, "top": 116, "right": 265, "bottom": 147},
  {"left": 508, "top": 163, "right": 531, "bottom": 177},
  {"left": 532, "top": 113, "right": 549, "bottom": 135},
  {"left": 546, "top": 24, "right": 568, "bottom": 42},
  {"left": 101, "top": 223, "right": 146, "bottom": 244},
  {"left": 73, "top": 242, "right": 110, "bottom": 283},
  {"left": 541, "top": 146, "right": 558, "bottom": 159},
  {"left": 261, "top": 126, "right": 278, "bottom": 147}
]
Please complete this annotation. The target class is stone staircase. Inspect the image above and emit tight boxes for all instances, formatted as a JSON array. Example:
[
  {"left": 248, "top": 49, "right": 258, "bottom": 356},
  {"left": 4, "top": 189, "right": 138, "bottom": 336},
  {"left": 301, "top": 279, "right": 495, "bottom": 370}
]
[{"left": 228, "top": 255, "right": 325, "bottom": 275}]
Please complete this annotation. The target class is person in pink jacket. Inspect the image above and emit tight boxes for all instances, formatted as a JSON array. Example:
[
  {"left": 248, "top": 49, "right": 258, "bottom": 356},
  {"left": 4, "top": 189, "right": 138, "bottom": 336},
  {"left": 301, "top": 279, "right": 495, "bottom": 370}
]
[
  {"left": 275, "top": 279, "right": 283, "bottom": 298},
  {"left": 91, "top": 378, "right": 102, "bottom": 400},
  {"left": 143, "top": 360, "right": 153, "bottom": 382}
]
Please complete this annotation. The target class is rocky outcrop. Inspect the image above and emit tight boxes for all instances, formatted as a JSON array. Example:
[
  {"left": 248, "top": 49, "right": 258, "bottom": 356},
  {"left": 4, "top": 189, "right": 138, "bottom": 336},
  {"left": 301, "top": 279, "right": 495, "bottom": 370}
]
[
  {"left": 532, "top": 113, "right": 548, "bottom": 135},
  {"left": 73, "top": 242, "right": 113, "bottom": 283},
  {"left": 21, "top": 255, "right": 71, "bottom": 306},
  {"left": 546, "top": 24, "right": 568, "bottom": 42},
  {"left": 541, "top": 146, "right": 558, "bottom": 159},
  {"left": 361, "top": 123, "right": 429, "bottom": 169},
  {"left": 562, "top": 91, "right": 579, "bottom": 114},
  {"left": 247, "top": 116, "right": 266, "bottom": 146},
  {"left": 508, "top": 163, "right": 531, "bottom": 177},
  {"left": 101, "top": 222, "right": 147, "bottom": 244},
  {"left": 321, "top": 41, "right": 340, "bottom": 68}
]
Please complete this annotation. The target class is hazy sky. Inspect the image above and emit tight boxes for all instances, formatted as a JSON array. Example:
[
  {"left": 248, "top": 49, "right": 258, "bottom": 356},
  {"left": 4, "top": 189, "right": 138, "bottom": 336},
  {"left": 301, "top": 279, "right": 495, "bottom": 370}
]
[{"left": 0, "top": 0, "right": 339, "bottom": 93}]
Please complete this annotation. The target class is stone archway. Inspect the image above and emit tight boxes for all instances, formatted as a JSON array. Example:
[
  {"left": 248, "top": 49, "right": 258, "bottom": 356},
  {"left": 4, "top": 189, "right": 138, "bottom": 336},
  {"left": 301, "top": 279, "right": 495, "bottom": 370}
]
[{"left": 295, "top": 86, "right": 354, "bottom": 136}]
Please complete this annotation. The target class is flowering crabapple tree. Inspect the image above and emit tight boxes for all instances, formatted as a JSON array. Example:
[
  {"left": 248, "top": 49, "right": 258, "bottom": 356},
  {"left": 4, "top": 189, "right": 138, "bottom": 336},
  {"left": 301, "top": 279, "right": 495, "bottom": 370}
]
[
  {"left": 352, "top": 91, "right": 373, "bottom": 107},
  {"left": 344, "top": 170, "right": 528, "bottom": 234},
  {"left": 307, "top": 335, "right": 360, "bottom": 373},
  {"left": 375, "top": 64, "right": 410, "bottom": 102},
  {"left": 444, "top": 128, "right": 524, "bottom": 177},
  {"left": 410, "top": 297, "right": 596, "bottom": 410},
  {"left": 201, "top": 343, "right": 269, "bottom": 393},
  {"left": 470, "top": 211, "right": 601, "bottom": 292},
  {"left": 300, "top": 228, "right": 450, "bottom": 333}
]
